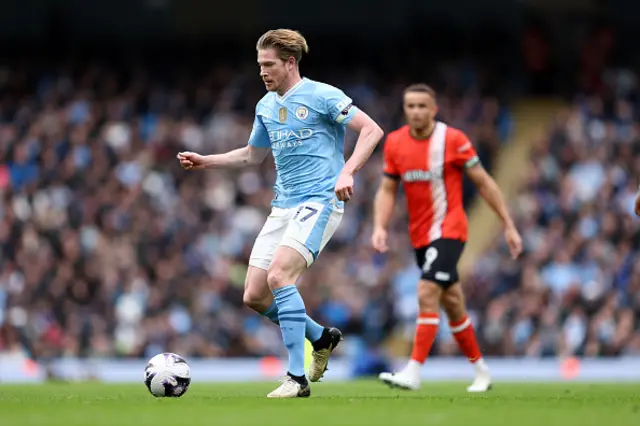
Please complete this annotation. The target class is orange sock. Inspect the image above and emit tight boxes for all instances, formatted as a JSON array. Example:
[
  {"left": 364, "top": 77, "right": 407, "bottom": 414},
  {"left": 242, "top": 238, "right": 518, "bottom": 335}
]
[
  {"left": 450, "top": 315, "right": 483, "bottom": 363},
  {"left": 410, "top": 312, "right": 439, "bottom": 363}
]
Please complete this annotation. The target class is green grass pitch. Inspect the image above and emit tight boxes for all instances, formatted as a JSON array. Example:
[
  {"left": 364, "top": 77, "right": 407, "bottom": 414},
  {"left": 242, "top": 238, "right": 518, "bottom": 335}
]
[{"left": 1, "top": 381, "right": 638, "bottom": 426}]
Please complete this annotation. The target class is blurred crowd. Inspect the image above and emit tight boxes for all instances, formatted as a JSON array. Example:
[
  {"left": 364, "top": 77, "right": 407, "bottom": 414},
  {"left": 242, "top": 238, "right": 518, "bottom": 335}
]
[
  {"left": 0, "top": 58, "right": 510, "bottom": 361},
  {"left": 2, "top": 56, "right": 639, "bottom": 366},
  {"left": 454, "top": 68, "right": 640, "bottom": 358}
]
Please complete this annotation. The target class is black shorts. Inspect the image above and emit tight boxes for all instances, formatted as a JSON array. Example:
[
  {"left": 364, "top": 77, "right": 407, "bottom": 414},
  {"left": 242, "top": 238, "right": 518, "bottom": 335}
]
[{"left": 414, "top": 238, "right": 465, "bottom": 288}]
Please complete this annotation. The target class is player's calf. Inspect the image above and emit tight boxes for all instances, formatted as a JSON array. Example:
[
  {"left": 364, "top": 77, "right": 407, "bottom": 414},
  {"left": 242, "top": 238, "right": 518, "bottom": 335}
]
[
  {"left": 378, "top": 310, "right": 438, "bottom": 390},
  {"left": 441, "top": 284, "right": 492, "bottom": 392},
  {"left": 243, "top": 266, "right": 274, "bottom": 313},
  {"left": 441, "top": 284, "right": 484, "bottom": 364},
  {"left": 243, "top": 291, "right": 272, "bottom": 314},
  {"left": 410, "top": 280, "right": 443, "bottom": 374},
  {"left": 267, "top": 247, "right": 310, "bottom": 388},
  {"left": 378, "top": 280, "right": 442, "bottom": 390},
  {"left": 440, "top": 282, "right": 466, "bottom": 321},
  {"left": 244, "top": 264, "right": 331, "bottom": 350}
]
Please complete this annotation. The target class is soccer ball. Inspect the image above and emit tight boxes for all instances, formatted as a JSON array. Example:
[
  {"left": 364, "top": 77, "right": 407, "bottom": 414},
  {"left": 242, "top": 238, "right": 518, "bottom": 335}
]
[{"left": 144, "top": 353, "right": 191, "bottom": 397}]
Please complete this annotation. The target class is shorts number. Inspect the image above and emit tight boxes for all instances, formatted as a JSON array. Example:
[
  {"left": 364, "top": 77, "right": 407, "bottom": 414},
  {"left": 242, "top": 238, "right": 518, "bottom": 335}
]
[
  {"left": 422, "top": 247, "right": 438, "bottom": 273},
  {"left": 293, "top": 205, "right": 318, "bottom": 222}
]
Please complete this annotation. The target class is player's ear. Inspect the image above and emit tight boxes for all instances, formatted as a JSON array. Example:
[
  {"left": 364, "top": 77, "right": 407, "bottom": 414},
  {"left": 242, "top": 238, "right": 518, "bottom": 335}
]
[{"left": 286, "top": 56, "right": 296, "bottom": 71}]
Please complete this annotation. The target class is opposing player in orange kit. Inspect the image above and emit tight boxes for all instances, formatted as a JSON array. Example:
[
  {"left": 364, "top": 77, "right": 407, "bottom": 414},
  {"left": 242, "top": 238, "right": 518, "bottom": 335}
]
[{"left": 372, "top": 84, "right": 522, "bottom": 392}]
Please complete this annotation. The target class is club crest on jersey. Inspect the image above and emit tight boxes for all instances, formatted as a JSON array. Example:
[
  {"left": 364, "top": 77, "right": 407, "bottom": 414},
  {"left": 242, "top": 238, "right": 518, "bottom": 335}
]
[
  {"left": 279, "top": 107, "right": 287, "bottom": 123},
  {"left": 295, "top": 106, "right": 309, "bottom": 120}
]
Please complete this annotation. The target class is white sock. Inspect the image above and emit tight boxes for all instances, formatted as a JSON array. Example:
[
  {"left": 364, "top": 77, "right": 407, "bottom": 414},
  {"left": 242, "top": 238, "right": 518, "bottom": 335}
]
[
  {"left": 473, "top": 358, "right": 489, "bottom": 374},
  {"left": 405, "top": 359, "right": 423, "bottom": 377}
]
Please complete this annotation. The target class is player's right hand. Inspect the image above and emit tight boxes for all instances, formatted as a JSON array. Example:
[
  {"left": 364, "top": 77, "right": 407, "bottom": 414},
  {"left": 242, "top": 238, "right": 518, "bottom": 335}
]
[
  {"left": 177, "top": 152, "right": 206, "bottom": 170},
  {"left": 371, "top": 227, "right": 389, "bottom": 253}
]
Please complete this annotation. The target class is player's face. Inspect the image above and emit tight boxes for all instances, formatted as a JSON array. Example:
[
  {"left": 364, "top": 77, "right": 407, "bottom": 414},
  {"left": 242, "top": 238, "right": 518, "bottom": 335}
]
[
  {"left": 403, "top": 92, "right": 438, "bottom": 131},
  {"left": 258, "top": 48, "right": 294, "bottom": 92}
]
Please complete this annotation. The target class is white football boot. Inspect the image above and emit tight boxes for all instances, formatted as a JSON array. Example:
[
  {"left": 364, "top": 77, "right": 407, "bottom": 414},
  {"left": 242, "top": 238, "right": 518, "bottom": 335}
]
[
  {"left": 466, "top": 358, "right": 492, "bottom": 392},
  {"left": 308, "top": 328, "right": 343, "bottom": 382},
  {"left": 267, "top": 376, "right": 311, "bottom": 398},
  {"left": 378, "top": 360, "right": 422, "bottom": 390}
]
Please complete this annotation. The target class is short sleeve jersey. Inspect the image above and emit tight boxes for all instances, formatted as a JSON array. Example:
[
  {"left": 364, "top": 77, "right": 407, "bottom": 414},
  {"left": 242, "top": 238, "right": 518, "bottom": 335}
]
[
  {"left": 248, "top": 78, "right": 358, "bottom": 209},
  {"left": 383, "top": 123, "right": 480, "bottom": 247}
]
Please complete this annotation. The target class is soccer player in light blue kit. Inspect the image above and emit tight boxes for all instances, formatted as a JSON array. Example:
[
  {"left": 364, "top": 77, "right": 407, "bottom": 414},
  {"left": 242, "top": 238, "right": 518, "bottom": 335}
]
[{"left": 177, "top": 29, "right": 383, "bottom": 398}]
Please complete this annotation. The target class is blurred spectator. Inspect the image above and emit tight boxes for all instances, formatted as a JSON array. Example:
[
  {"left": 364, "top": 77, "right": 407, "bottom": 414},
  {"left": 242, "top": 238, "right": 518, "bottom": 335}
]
[
  {"left": 461, "top": 70, "right": 640, "bottom": 358},
  {"left": 0, "top": 57, "right": 508, "bottom": 360}
]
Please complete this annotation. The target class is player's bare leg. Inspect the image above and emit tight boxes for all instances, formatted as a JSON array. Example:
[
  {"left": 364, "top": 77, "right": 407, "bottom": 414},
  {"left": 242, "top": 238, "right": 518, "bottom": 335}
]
[
  {"left": 379, "top": 280, "right": 442, "bottom": 390},
  {"left": 243, "top": 266, "right": 273, "bottom": 314},
  {"left": 243, "top": 266, "right": 341, "bottom": 383},
  {"left": 441, "top": 283, "right": 492, "bottom": 392}
]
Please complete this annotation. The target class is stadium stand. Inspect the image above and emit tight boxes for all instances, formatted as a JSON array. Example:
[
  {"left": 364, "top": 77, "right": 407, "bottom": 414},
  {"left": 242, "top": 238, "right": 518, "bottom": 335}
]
[
  {"left": 0, "top": 59, "right": 509, "bottom": 360},
  {"left": 456, "top": 71, "right": 640, "bottom": 358}
]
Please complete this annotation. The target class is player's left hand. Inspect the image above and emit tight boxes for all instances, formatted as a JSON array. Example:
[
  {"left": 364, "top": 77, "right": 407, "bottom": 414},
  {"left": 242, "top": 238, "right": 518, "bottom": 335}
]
[
  {"left": 504, "top": 225, "right": 523, "bottom": 259},
  {"left": 335, "top": 171, "right": 354, "bottom": 202}
]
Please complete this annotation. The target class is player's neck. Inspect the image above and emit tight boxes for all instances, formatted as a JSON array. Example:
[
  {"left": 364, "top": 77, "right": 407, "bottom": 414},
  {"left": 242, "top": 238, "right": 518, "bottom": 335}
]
[
  {"left": 277, "top": 74, "right": 303, "bottom": 97},
  {"left": 410, "top": 122, "right": 436, "bottom": 140}
]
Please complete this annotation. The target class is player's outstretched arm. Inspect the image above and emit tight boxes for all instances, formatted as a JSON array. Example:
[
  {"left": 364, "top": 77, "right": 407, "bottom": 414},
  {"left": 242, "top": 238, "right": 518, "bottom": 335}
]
[
  {"left": 466, "top": 165, "right": 523, "bottom": 259},
  {"left": 635, "top": 187, "right": 640, "bottom": 216},
  {"left": 372, "top": 176, "right": 398, "bottom": 253},
  {"left": 178, "top": 109, "right": 272, "bottom": 171},
  {"left": 177, "top": 145, "right": 270, "bottom": 170},
  {"left": 334, "top": 111, "right": 383, "bottom": 201}
]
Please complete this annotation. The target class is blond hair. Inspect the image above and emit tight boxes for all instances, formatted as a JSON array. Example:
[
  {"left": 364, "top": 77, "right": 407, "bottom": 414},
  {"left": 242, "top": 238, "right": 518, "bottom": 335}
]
[{"left": 256, "top": 29, "right": 309, "bottom": 64}]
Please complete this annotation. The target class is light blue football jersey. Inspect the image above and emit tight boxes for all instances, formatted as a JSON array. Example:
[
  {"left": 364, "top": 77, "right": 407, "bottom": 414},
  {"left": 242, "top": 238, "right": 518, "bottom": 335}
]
[{"left": 248, "top": 78, "right": 358, "bottom": 209}]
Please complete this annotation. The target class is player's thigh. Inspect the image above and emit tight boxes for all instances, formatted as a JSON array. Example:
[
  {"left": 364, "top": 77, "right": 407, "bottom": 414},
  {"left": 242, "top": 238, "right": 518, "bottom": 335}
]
[
  {"left": 414, "top": 239, "right": 465, "bottom": 307},
  {"left": 440, "top": 282, "right": 468, "bottom": 322},
  {"left": 280, "top": 201, "right": 343, "bottom": 267},
  {"left": 415, "top": 238, "right": 465, "bottom": 287},
  {"left": 249, "top": 207, "right": 289, "bottom": 271}
]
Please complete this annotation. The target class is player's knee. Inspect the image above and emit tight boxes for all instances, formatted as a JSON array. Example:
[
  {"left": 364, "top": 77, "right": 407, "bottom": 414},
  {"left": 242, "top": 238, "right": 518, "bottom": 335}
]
[
  {"left": 441, "top": 285, "right": 466, "bottom": 321},
  {"left": 443, "top": 303, "right": 467, "bottom": 323},
  {"left": 243, "top": 267, "right": 271, "bottom": 312},
  {"left": 417, "top": 280, "right": 441, "bottom": 311},
  {"left": 267, "top": 249, "right": 305, "bottom": 290},
  {"left": 441, "top": 289, "right": 461, "bottom": 307},
  {"left": 242, "top": 290, "right": 266, "bottom": 312},
  {"left": 266, "top": 267, "right": 290, "bottom": 291}
]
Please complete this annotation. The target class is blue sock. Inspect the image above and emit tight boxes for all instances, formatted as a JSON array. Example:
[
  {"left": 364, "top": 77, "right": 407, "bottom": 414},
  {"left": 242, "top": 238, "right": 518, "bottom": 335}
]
[
  {"left": 263, "top": 301, "right": 280, "bottom": 325},
  {"left": 273, "top": 285, "right": 306, "bottom": 377},
  {"left": 304, "top": 315, "right": 324, "bottom": 343},
  {"left": 262, "top": 301, "right": 324, "bottom": 343}
]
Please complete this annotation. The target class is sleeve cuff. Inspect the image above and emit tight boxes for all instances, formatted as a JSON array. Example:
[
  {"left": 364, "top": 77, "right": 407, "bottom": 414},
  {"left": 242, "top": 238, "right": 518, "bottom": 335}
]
[
  {"left": 384, "top": 172, "right": 400, "bottom": 180},
  {"left": 464, "top": 156, "right": 481, "bottom": 169}
]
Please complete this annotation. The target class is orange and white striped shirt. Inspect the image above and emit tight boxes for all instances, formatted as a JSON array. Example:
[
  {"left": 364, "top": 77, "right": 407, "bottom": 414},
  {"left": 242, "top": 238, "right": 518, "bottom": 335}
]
[{"left": 383, "top": 122, "right": 480, "bottom": 248}]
